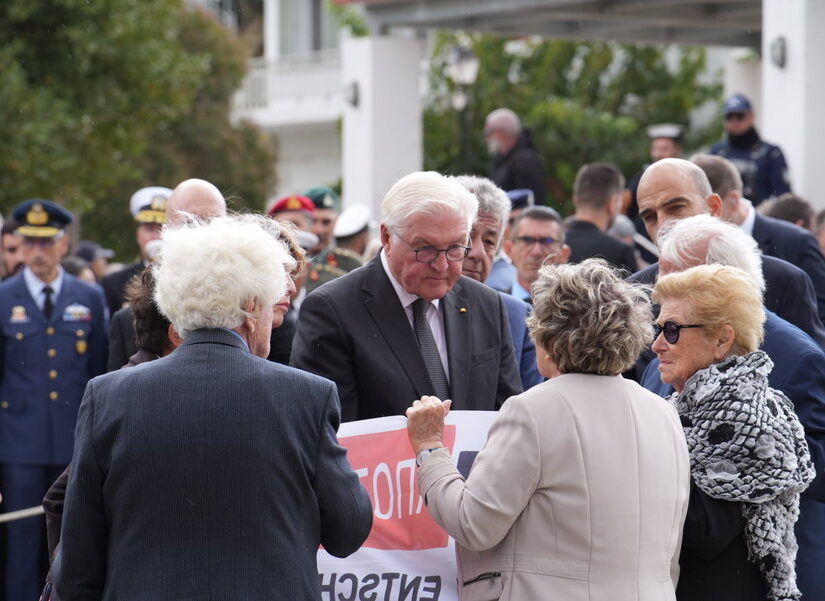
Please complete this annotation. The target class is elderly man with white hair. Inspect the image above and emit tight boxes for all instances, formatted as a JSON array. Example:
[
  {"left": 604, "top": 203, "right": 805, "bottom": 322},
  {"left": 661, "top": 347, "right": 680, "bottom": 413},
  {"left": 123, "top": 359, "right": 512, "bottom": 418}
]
[
  {"left": 640, "top": 214, "right": 825, "bottom": 600},
  {"left": 57, "top": 215, "right": 372, "bottom": 601},
  {"left": 291, "top": 171, "right": 522, "bottom": 421}
]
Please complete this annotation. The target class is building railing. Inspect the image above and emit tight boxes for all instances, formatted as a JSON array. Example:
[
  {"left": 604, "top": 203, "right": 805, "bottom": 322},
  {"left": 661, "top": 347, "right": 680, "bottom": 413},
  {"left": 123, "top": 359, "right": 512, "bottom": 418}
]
[{"left": 234, "top": 48, "right": 342, "bottom": 113}]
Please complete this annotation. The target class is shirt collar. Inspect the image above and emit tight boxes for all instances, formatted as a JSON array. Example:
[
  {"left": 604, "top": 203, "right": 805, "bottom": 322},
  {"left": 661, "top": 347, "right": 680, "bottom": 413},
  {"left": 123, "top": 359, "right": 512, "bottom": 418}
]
[
  {"left": 224, "top": 328, "right": 250, "bottom": 352},
  {"left": 23, "top": 266, "right": 64, "bottom": 301},
  {"left": 740, "top": 199, "right": 756, "bottom": 236},
  {"left": 380, "top": 249, "right": 441, "bottom": 311},
  {"left": 512, "top": 279, "right": 531, "bottom": 301}
]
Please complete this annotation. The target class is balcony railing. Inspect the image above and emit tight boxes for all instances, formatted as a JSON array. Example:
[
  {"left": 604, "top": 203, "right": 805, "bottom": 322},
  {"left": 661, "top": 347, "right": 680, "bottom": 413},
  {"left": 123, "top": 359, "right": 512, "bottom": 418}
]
[{"left": 233, "top": 48, "right": 343, "bottom": 125}]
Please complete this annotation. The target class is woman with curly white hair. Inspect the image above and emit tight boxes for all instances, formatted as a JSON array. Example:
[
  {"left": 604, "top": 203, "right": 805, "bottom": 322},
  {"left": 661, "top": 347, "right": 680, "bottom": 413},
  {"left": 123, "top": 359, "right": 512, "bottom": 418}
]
[
  {"left": 653, "top": 264, "right": 814, "bottom": 601},
  {"left": 406, "top": 259, "right": 691, "bottom": 601}
]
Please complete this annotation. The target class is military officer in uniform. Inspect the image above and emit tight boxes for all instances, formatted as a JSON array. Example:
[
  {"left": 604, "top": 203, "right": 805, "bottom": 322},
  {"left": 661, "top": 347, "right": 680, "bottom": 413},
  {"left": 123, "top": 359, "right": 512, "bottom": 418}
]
[
  {"left": 100, "top": 186, "right": 170, "bottom": 316},
  {"left": 302, "top": 187, "right": 362, "bottom": 294},
  {"left": 0, "top": 200, "right": 108, "bottom": 601}
]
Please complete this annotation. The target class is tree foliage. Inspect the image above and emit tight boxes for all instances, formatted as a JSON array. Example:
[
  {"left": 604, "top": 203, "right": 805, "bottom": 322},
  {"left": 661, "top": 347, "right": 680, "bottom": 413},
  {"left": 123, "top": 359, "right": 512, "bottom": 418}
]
[
  {"left": 424, "top": 33, "right": 722, "bottom": 214},
  {"left": 0, "top": 0, "right": 276, "bottom": 260}
]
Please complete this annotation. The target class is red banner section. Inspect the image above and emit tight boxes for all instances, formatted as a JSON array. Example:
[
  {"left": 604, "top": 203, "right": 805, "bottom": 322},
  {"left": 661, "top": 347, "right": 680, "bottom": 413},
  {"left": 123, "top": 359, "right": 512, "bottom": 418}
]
[{"left": 341, "top": 426, "right": 457, "bottom": 551}]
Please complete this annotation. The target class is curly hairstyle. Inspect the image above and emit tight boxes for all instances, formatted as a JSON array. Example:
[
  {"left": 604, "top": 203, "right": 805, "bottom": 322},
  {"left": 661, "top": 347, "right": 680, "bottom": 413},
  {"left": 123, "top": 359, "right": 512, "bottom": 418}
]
[
  {"left": 527, "top": 259, "right": 654, "bottom": 375},
  {"left": 125, "top": 266, "right": 170, "bottom": 357},
  {"left": 654, "top": 264, "right": 765, "bottom": 355}
]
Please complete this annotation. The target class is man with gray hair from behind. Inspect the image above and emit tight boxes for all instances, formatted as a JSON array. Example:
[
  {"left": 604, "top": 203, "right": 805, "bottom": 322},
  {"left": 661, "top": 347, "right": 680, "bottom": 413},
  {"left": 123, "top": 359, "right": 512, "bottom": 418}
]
[
  {"left": 640, "top": 214, "right": 825, "bottom": 600},
  {"left": 57, "top": 214, "right": 373, "bottom": 601},
  {"left": 292, "top": 170, "right": 522, "bottom": 421}
]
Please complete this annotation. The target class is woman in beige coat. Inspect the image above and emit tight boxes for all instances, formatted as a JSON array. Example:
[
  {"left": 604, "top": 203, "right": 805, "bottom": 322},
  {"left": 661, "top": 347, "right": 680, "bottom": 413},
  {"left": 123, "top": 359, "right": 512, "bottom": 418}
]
[{"left": 407, "top": 259, "right": 691, "bottom": 601}]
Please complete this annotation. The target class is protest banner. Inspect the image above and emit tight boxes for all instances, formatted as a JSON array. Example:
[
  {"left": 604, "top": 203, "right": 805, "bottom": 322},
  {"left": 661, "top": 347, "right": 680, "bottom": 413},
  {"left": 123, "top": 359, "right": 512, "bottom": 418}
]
[{"left": 317, "top": 411, "right": 497, "bottom": 601}]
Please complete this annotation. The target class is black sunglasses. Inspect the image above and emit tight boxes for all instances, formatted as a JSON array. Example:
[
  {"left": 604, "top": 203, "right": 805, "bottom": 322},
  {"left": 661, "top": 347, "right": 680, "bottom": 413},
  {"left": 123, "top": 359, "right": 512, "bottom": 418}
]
[{"left": 653, "top": 321, "right": 704, "bottom": 344}]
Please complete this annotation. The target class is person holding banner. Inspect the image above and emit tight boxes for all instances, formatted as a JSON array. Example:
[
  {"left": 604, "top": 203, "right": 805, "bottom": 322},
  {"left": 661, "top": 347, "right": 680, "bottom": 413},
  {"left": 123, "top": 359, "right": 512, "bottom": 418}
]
[{"left": 407, "top": 259, "right": 690, "bottom": 601}]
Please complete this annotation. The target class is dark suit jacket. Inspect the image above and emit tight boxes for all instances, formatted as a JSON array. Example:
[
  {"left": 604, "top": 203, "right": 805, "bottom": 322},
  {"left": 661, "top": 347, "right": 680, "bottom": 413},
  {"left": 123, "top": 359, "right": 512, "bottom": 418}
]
[
  {"left": 629, "top": 256, "right": 825, "bottom": 349},
  {"left": 57, "top": 328, "right": 372, "bottom": 601},
  {"left": 641, "top": 311, "right": 825, "bottom": 600},
  {"left": 291, "top": 255, "right": 523, "bottom": 421},
  {"left": 752, "top": 213, "right": 825, "bottom": 324},
  {"left": 100, "top": 262, "right": 142, "bottom": 317},
  {"left": 106, "top": 306, "right": 137, "bottom": 372},
  {"left": 566, "top": 220, "right": 638, "bottom": 275}
]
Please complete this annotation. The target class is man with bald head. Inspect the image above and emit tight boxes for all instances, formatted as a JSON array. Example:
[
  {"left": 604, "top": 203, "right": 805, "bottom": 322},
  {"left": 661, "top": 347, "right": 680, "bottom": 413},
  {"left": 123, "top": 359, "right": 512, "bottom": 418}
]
[
  {"left": 631, "top": 158, "right": 825, "bottom": 346},
  {"left": 165, "top": 178, "right": 227, "bottom": 226},
  {"left": 485, "top": 108, "right": 547, "bottom": 205}
]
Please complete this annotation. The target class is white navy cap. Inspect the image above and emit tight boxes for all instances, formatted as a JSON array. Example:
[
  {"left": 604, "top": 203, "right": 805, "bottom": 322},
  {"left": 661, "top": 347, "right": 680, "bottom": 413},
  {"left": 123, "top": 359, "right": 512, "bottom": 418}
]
[{"left": 334, "top": 205, "right": 372, "bottom": 238}]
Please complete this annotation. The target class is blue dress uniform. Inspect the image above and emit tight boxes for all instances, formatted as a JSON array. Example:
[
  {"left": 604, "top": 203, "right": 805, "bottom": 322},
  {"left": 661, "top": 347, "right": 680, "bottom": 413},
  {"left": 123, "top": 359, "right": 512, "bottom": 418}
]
[{"left": 0, "top": 200, "right": 107, "bottom": 601}]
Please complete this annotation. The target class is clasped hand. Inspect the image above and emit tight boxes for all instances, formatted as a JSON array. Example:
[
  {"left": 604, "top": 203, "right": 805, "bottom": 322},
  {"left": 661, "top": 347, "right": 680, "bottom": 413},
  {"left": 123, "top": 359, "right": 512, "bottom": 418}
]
[{"left": 405, "top": 395, "right": 452, "bottom": 453}]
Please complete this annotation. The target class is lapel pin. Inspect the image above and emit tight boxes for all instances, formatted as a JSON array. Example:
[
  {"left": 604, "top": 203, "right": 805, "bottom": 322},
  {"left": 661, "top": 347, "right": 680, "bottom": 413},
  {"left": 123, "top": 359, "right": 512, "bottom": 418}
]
[{"left": 458, "top": 307, "right": 467, "bottom": 313}]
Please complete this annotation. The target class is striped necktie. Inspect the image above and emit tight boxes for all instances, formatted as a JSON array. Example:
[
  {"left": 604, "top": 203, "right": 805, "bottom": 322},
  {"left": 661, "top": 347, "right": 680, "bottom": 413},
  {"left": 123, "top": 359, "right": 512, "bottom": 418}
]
[{"left": 412, "top": 298, "right": 450, "bottom": 401}]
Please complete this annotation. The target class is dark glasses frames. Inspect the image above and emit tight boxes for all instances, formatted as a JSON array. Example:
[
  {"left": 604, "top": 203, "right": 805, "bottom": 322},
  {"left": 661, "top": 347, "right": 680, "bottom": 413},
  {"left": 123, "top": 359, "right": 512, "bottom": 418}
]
[{"left": 653, "top": 321, "right": 704, "bottom": 344}]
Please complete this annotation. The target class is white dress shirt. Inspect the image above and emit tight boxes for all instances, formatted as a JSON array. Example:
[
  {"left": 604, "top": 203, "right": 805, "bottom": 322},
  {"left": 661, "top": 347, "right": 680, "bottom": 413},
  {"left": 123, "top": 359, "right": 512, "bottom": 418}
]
[
  {"left": 23, "top": 266, "right": 64, "bottom": 313},
  {"left": 380, "top": 250, "right": 450, "bottom": 381}
]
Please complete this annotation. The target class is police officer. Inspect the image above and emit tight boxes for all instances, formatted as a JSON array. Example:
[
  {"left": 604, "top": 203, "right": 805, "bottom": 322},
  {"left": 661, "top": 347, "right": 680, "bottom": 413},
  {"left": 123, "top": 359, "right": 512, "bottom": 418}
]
[
  {"left": 710, "top": 94, "right": 791, "bottom": 207},
  {"left": 0, "top": 200, "right": 108, "bottom": 601}
]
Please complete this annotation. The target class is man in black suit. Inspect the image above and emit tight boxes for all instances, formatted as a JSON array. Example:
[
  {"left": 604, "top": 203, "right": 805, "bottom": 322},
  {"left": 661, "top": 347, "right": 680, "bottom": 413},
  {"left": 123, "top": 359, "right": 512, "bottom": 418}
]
[
  {"left": 631, "top": 158, "right": 825, "bottom": 347},
  {"left": 291, "top": 171, "right": 522, "bottom": 422},
  {"left": 566, "top": 162, "right": 638, "bottom": 274},
  {"left": 692, "top": 153, "right": 825, "bottom": 324},
  {"left": 58, "top": 215, "right": 371, "bottom": 600}
]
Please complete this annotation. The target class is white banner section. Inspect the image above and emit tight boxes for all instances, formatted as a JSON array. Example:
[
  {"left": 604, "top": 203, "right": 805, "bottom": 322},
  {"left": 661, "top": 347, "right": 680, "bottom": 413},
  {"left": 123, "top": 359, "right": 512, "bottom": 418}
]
[{"left": 317, "top": 411, "right": 497, "bottom": 601}]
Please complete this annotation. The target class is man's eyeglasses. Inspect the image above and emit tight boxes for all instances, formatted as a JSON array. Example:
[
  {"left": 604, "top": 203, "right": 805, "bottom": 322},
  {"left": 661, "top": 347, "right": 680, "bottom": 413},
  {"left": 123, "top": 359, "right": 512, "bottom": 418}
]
[
  {"left": 725, "top": 112, "right": 747, "bottom": 121},
  {"left": 653, "top": 321, "right": 704, "bottom": 344},
  {"left": 395, "top": 234, "right": 470, "bottom": 263},
  {"left": 515, "top": 235, "right": 560, "bottom": 249}
]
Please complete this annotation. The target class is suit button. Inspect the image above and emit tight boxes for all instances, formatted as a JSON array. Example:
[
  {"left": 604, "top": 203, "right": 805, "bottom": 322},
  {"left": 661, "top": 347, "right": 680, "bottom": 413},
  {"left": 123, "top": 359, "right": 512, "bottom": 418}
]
[
  {"left": 49, "top": 391, "right": 59, "bottom": 401},
  {"left": 0, "top": 401, "right": 7, "bottom": 409},
  {"left": 48, "top": 349, "right": 57, "bottom": 358},
  {"left": 47, "top": 327, "right": 55, "bottom": 335},
  {"left": 15, "top": 332, "right": 23, "bottom": 340},
  {"left": 76, "top": 329, "right": 85, "bottom": 337},
  {"left": 49, "top": 370, "right": 58, "bottom": 380}
]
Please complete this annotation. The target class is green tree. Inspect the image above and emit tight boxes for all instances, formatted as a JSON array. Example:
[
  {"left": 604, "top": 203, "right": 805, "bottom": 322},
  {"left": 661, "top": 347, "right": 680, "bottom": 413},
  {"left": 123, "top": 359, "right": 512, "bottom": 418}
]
[
  {"left": 425, "top": 33, "right": 722, "bottom": 215},
  {"left": 1, "top": 1, "right": 276, "bottom": 260}
]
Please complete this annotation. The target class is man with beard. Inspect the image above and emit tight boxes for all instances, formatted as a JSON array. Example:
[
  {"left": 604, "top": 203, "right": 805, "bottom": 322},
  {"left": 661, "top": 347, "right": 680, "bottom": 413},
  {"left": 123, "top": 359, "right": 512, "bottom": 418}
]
[{"left": 485, "top": 108, "right": 547, "bottom": 205}]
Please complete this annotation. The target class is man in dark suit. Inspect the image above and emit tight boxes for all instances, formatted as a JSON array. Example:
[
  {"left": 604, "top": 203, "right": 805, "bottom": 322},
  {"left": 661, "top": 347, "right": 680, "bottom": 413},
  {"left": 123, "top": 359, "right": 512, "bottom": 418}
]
[
  {"left": 692, "top": 153, "right": 825, "bottom": 324},
  {"left": 638, "top": 214, "right": 825, "bottom": 601},
  {"left": 291, "top": 171, "right": 522, "bottom": 421},
  {"left": 632, "top": 158, "right": 825, "bottom": 347},
  {"left": 0, "top": 200, "right": 107, "bottom": 601},
  {"left": 58, "top": 214, "right": 371, "bottom": 600},
  {"left": 566, "top": 162, "right": 638, "bottom": 274}
]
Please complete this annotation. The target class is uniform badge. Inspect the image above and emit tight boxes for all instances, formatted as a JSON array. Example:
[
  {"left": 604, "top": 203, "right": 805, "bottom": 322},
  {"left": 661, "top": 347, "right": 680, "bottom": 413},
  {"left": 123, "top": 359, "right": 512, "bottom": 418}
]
[
  {"left": 327, "top": 252, "right": 338, "bottom": 268},
  {"left": 75, "top": 340, "right": 88, "bottom": 355},
  {"left": 10, "top": 305, "right": 29, "bottom": 323},
  {"left": 63, "top": 303, "right": 92, "bottom": 322}
]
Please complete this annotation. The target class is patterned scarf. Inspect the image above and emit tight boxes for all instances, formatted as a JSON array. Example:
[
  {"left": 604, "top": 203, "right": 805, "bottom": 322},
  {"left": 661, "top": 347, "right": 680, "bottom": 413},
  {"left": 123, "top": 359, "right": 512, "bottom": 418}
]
[{"left": 671, "top": 351, "right": 815, "bottom": 601}]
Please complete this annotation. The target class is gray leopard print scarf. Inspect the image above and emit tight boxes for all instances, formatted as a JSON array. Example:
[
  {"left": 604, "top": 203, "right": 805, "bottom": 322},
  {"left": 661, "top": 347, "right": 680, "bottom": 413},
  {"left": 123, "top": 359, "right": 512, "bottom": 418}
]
[{"left": 670, "top": 350, "right": 815, "bottom": 601}]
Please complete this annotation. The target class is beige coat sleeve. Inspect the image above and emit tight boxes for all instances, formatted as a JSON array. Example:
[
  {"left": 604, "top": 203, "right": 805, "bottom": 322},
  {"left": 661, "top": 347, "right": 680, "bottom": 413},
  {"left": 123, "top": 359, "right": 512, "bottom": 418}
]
[{"left": 418, "top": 396, "right": 541, "bottom": 552}]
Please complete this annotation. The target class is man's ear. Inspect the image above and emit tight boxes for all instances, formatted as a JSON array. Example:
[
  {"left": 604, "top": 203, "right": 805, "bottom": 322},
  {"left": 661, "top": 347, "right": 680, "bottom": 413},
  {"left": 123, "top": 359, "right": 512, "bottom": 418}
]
[
  {"left": 560, "top": 244, "right": 572, "bottom": 263},
  {"left": 707, "top": 193, "right": 723, "bottom": 217},
  {"left": 167, "top": 325, "right": 183, "bottom": 350}
]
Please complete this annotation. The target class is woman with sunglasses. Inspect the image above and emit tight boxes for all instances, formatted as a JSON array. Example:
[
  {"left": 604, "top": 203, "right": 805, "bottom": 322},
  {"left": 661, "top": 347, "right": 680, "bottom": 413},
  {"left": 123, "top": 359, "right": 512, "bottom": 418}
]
[
  {"left": 653, "top": 264, "right": 814, "bottom": 601},
  {"left": 406, "top": 259, "right": 691, "bottom": 601}
]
